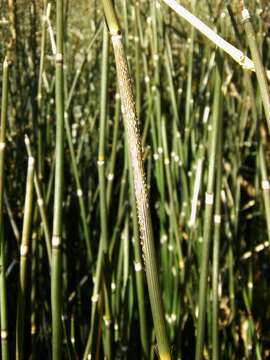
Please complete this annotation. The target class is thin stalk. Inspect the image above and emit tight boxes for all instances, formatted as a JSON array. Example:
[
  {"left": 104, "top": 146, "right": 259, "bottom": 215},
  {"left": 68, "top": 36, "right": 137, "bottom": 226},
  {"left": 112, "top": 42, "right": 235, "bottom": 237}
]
[
  {"left": 0, "top": 57, "right": 10, "bottom": 360},
  {"left": 184, "top": 0, "right": 196, "bottom": 149},
  {"left": 259, "top": 145, "right": 270, "bottom": 242},
  {"left": 161, "top": 0, "right": 270, "bottom": 79},
  {"left": 195, "top": 65, "right": 222, "bottom": 360},
  {"left": 64, "top": 111, "right": 92, "bottom": 263},
  {"left": 106, "top": 92, "right": 120, "bottom": 209},
  {"left": 66, "top": 23, "right": 103, "bottom": 110},
  {"left": 16, "top": 156, "right": 35, "bottom": 360},
  {"left": 24, "top": 135, "right": 52, "bottom": 266},
  {"left": 51, "top": 0, "right": 65, "bottom": 358},
  {"left": 97, "top": 24, "right": 112, "bottom": 359},
  {"left": 240, "top": 5, "right": 270, "bottom": 132},
  {"left": 83, "top": 243, "right": 104, "bottom": 360},
  {"left": 212, "top": 103, "right": 223, "bottom": 360},
  {"left": 161, "top": 117, "right": 184, "bottom": 269},
  {"left": 36, "top": 0, "right": 48, "bottom": 181},
  {"left": 4, "top": 191, "right": 20, "bottom": 244}
]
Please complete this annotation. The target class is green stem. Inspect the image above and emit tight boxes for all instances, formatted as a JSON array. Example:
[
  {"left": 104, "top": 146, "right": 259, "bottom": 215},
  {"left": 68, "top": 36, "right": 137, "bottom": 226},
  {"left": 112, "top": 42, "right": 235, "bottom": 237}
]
[
  {"left": 195, "top": 65, "right": 222, "bottom": 360},
  {"left": 16, "top": 156, "right": 35, "bottom": 360},
  {"left": 241, "top": 6, "right": 270, "bottom": 132},
  {"left": 0, "top": 57, "right": 9, "bottom": 360},
  {"left": 51, "top": 0, "right": 65, "bottom": 358}
]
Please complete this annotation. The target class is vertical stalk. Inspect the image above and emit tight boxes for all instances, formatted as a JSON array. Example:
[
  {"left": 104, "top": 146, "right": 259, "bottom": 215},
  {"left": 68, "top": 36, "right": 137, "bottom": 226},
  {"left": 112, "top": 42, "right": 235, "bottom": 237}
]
[
  {"left": 127, "top": 136, "right": 149, "bottom": 359},
  {"left": 259, "top": 144, "right": 270, "bottom": 242},
  {"left": 195, "top": 65, "right": 222, "bottom": 360},
  {"left": 101, "top": 2, "right": 171, "bottom": 358},
  {"left": 24, "top": 136, "right": 52, "bottom": 265},
  {"left": 51, "top": 0, "right": 65, "bottom": 358},
  {"left": 240, "top": 5, "right": 270, "bottom": 133},
  {"left": 184, "top": 0, "right": 196, "bottom": 151},
  {"left": 0, "top": 57, "right": 10, "bottom": 360},
  {"left": 16, "top": 156, "right": 35, "bottom": 360},
  {"left": 98, "top": 25, "right": 109, "bottom": 257},
  {"left": 212, "top": 102, "right": 223, "bottom": 360},
  {"left": 98, "top": 24, "right": 112, "bottom": 359},
  {"left": 106, "top": 92, "right": 120, "bottom": 209},
  {"left": 240, "top": 4, "right": 270, "bottom": 244},
  {"left": 36, "top": 0, "right": 48, "bottom": 181}
]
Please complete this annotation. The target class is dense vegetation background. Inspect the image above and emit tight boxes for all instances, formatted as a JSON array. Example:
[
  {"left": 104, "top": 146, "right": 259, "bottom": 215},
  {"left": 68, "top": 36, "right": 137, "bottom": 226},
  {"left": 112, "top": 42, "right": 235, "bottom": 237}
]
[{"left": 1, "top": 0, "right": 270, "bottom": 359}]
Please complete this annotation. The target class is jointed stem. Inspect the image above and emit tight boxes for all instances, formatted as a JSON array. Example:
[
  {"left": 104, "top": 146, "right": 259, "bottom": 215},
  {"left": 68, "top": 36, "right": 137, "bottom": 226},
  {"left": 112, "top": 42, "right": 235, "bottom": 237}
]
[
  {"left": 51, "top": 0, "right": 65, "bottom": 358},
  {"left": 101, "top": 1, "right": 171, "bottom": 358}
]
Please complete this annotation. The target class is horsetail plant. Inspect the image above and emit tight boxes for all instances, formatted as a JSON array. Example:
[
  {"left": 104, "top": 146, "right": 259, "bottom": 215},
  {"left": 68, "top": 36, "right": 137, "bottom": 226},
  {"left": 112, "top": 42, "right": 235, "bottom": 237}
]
[
  {"left": 2, "top": 1, "right": 270, "bottom": 359},
  {"left": 240, "top": 2, "right": 270, "bottom": 133},
  {"left": 16, "top": 156, "right": 35, "bottom": 360},
  {"left": 97, "top": 24, "right": 112, "bottom": 359},
  {"left": 240, "top": 1, "right": 270, "bottom": 246},
  {"left": 36, "top": 0, "right": 48, "bottom": 181},
  {"left": 127, "top": 134, "right": 149, "bottom": 359},
  {"left": 51, "top": 0, "right": 65, "bottom": 358},
  {"left": 101, "top": 1, "right": 171, "bottom": 358},
  {"left": 24, "top": 135, "right": 52, "bottom": 266},
  {"left": 195, "top": 64, "right": 223, "bottom": 360},
  {"left": 212, "top": 92, "right": 224, "bottom": 360},
  {"left": 0, "top": 57, "right": 10, "bottom": 360},
  {"left": 161, "top": 0, "right": 270, "bottom": 79}
]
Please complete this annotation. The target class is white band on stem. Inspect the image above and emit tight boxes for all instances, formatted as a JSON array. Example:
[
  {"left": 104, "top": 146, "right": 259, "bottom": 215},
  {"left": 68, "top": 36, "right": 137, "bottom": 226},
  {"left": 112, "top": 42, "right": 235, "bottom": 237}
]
[
  {"left": 77, "top": 189, "right": 83, "bottom": 197},
  {"left": 55, "top": 52, "right": 63, "bottom": 62},
  {"left": 111, "top": 34, "right": 122, "bottom": 43},
  {"left": 134, "top": 262, "right": 142, "bottom": 272},
  {"left": 37, "top": 198, "right": 44, "bottom": 207},
  {"left": 103, "top": 317, "right": 111, "bottom": 327},
  {"left": 1, "top": 330, "right": 8, "bottom": 339},
  {"left": 205, "top": 192, "right": 214, "bottom": 205},
  {"left": 97, "top": 159, "right": 104, "bottom": 166},
  {"left": 91, "top": 294, "right": 99, "bottom": 303},
  {"left": 52, "top": 235, "right": 61, "bottom": 247},
  {"left": 262, "top": 180, "right": 270, "bottom": 190},
  {"left": 164, "top": 157, "right": 170, "bottom": 165},
  {"left": 20, "top": 244, "right": 28, "bottom": 256},
  {"left": 242, "top": 8, "right": 250, "bottom": 21},
  {"left": 214, "top": 214, "right": 221, "bottom": 224},
  {"left": 28, "top": 156, "right": 35, "bottom": 167}
]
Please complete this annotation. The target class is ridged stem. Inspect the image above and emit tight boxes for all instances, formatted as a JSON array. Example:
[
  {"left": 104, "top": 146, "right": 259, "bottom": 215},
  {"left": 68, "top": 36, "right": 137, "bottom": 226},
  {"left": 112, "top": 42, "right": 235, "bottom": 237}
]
[
  {"left": 16, "top": 156, "right": 35, "bottom": 360},
  {"left": 127, "top": 136, "right": 149, "bottom": 359},
  {"left": 51, "top": 0, "right": 65, "bottom": 358},
  {"left": 259, "top": 145, "right": 270, "bottom": 242},
  {"left": 98, "top": 25, "right": 112, "bottom": 359},
  {"left": 0, "top": 57, "right": 10, "bottom": 360},
  {"left": 212, "top": 100, "right": 223, "bottom": 360},
  {"left": 24, "top": 135, "right": 52, "bottom": 266},
  {"left": 101, "top": 1, "right": 171, "bottom": 356},
  {"left": 36, "top": 0, "right": 48, "bottom": 181},
  {"left": 241, "top": 7, "right": 270, "bottom": 133},
  {"left": 195, "top": 65, "right": 222, "bottom": 360}
]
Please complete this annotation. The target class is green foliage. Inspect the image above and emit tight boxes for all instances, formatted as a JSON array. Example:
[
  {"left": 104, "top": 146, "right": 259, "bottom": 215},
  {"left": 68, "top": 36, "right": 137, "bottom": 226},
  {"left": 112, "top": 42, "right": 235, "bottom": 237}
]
[{"left": 0, "top": 1, "right": 270, "bottom": 359}]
